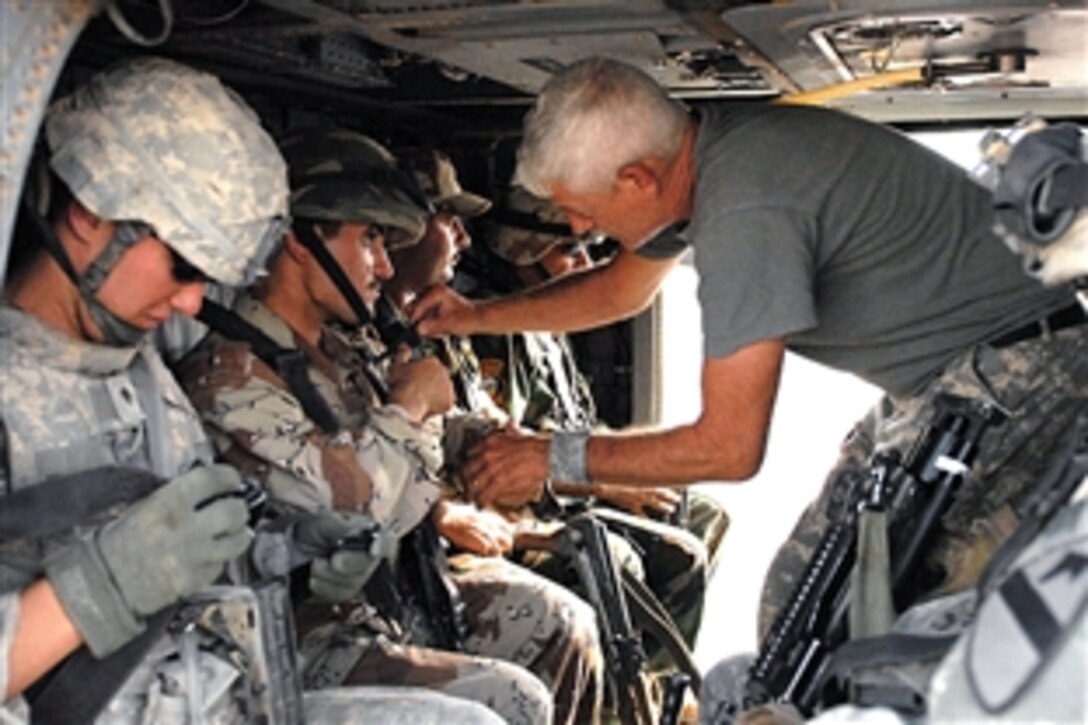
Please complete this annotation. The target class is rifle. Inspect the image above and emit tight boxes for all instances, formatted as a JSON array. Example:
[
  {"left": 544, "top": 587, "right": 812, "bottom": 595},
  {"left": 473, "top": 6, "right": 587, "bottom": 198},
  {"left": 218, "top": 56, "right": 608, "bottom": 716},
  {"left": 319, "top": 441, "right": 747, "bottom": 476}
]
[
  {"left": 397, "top": 516, "right": 472, "bottom": 651},
  {"left": 518, "top": 513, "right": 657, "bottom": 724},
  {"left": 363, "top": 295, "right": 472, "bottom": 651},
  {"left": 743, "top": 393, "right": 1005, "bottom": 717}
]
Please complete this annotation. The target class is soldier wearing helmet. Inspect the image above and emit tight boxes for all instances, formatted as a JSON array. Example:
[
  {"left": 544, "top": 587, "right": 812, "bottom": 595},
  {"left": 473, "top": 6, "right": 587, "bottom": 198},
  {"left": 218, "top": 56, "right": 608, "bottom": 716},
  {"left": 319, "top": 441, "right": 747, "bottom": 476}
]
[
  {"left": 0, "top": 59, "right": 502, "bottom": 725},
  {"left": 489, "top": 187, "right": 597, "bottom": 278},
  {"left": 178, "top": 128, "right": 571, "bottom": 725},
  {"left": 373, "top": 151, "right": 608, "bottom": 725},
  {"left": 479, "top": 187, "right": 731, "bottom": 674}
]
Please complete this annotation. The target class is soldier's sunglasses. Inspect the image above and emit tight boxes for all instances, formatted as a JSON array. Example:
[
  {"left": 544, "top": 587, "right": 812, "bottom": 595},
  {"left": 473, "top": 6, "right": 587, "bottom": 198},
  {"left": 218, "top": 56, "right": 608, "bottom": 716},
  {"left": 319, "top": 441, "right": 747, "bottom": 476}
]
[
  {"left": 169, "top": 247, "right": 210, "bottom": 284},
  {"left": 115, "top": 221, "right": 210, "bottom": 285},
  {"left": 361, "top": 222, "right": 386, "bottom": 243}
]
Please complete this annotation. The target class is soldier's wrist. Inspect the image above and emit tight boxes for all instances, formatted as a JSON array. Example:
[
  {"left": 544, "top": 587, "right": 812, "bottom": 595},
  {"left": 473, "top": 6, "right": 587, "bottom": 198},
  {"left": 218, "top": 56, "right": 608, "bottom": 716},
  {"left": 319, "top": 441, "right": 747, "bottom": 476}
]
[
  {"left": 44, "top": 532, "right": 146, "bottom": 657},
  {"left": 549, "top": 430, "right": 591, "bottom": 485}
]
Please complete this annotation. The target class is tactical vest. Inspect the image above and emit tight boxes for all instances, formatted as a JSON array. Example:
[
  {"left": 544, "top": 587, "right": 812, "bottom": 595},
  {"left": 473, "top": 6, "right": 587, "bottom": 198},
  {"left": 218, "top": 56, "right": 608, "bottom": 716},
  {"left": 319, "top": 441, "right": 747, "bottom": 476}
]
[
  {"left": 0, "top": 309, "right": 290, "bottom": 724},
  {"left": 0, "top": 307, "right": 211, "bottom": 489}
]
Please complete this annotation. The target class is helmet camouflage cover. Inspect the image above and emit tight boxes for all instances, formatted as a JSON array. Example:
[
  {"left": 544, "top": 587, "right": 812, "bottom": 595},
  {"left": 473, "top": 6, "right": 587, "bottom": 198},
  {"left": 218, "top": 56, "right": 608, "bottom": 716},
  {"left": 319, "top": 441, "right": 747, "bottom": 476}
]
[
  {"left": 46, "top": 56, "right": 289, "bottom": 286},
  {"left": 407, "top": 148, "right": 492, "bottom": 219},
  {"left": 281, "top": 128, "right": 430, "bottom": 250},
  {"left": 488, "top": 187, "right": 575, "bottom": 266}
]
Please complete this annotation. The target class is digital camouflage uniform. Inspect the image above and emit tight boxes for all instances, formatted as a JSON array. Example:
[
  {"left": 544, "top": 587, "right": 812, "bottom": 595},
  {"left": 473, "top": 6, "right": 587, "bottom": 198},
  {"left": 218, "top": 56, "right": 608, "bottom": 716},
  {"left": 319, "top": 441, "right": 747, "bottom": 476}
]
[
  {"left": 759, "top": 327, "right": 1088, "bottom": 639},
  {"left": 180, "top": 292, "right": 603, "bottom": 724},
  {"left": 698, "top": 326, "right": 1088, "bottom": 722},
  {"left": 0, "top": 57, "right": 497, "bottom": 725},
  {"left": 0, "top": 306, "right": 501, "bottom": 725}
]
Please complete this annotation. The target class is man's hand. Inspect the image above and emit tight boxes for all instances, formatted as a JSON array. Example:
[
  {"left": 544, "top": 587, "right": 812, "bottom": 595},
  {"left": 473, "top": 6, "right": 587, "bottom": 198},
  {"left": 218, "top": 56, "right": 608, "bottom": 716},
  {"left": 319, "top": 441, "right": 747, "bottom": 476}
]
[
  {"left": 386, "top": 347, "right": 456, "bottom": 422},
  {"left": 592, "top": 484, "right": 682, "bottom": 517},
  {"left": 44, "top": 465, "right": 253, "bottom": 657},
  {"left": 464, "top": 426, "right": 550, "bottom": 509},
  {"left": 408, "top": 285, "right": 478, "bottom": 337},
  {"left": 433, "top": 500, "right": 514, "bottom": 557}
]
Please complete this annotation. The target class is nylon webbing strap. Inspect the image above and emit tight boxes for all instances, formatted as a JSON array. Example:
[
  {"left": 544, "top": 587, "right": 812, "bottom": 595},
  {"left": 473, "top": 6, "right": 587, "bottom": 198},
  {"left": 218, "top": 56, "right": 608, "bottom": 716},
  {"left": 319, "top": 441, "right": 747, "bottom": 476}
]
[
  {"left": 0, "top": 467, "right": 161, "bottom": 540},
  {"left": 620, "top": 567, "right": 702, "bottom": 693},
  {"left": 198, "top": 299, "right": 341, "bottom": 434},
  {"left": 293, "top": 223, "right": 373, "bottom": 329},
  {"left": 20, "top": 193, "right": 81, "bottom": 282},
  {"left": 822, "top": 632, "right": 960, "bottom": 683}
]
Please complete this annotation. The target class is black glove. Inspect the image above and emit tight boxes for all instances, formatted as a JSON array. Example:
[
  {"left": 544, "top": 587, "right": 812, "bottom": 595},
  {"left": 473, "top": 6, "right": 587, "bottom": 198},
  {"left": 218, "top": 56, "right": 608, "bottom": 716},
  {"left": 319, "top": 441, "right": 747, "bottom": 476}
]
[{"left": 45, "top": 465, "right": 252, "bottom": 656}]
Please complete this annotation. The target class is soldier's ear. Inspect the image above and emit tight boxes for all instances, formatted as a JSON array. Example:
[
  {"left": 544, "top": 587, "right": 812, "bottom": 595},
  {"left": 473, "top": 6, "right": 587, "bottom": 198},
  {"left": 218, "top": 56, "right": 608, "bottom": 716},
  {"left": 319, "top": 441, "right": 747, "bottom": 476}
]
[
  {"left": 283, "top": 231, "right": 312, "bottom": 264},
  {"left": 65, "top": 199, "right": 108, "bottom": 244},
  {"left": 64, "top": 199, "right": 115, "bottom": 266}
]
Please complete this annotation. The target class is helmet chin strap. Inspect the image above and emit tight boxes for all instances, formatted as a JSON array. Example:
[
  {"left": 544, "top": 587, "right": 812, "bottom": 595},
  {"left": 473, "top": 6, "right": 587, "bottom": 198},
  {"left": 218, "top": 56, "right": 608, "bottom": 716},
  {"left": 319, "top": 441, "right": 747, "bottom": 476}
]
[
  {"left": 27, "top": 201, "right": 150, "bottom": 346},
  {"left": 293, "top": 221, "right": 374, "bottom": 328},
  {"left": 83, "top": 295, "right": 147, "bottom": 346},
  {"left": 78, "top": 222, "right": 150, "bottom": 345}
]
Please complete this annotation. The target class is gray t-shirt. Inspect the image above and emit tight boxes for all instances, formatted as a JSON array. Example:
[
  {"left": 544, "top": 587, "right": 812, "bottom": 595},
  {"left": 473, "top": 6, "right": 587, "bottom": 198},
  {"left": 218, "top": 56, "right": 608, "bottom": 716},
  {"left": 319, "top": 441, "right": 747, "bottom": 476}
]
[{"left": 688, "top": 103, "right": 1072, "bottom": 396}]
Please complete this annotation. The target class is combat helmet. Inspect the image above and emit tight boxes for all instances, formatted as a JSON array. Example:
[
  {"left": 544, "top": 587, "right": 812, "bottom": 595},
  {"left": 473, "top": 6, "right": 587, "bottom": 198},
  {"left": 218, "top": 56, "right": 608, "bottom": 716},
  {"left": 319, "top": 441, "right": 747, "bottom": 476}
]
[
  {"left": 407, "top": 148, "right": 491, "bottom": 219},
  {"left": 279, "top": 128, "right": 431, "bottom": 327},
  {"left": 46, "top": 56, "right": 289, "bottom": 288},
  {"left": 488, "top": 187, "right": 584, "bottom": 266},
  {"left": 281, "top": 128, "right": 431, "bottom": 250}
]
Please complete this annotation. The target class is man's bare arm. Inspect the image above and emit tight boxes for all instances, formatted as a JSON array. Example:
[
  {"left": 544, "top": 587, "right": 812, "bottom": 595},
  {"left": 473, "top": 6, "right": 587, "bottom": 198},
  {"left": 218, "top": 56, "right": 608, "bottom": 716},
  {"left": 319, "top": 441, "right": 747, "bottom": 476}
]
[
  {"left": 466, "top": 339, "right": 785, "bottom": 506},
  {"left": 414, "top": 249, "right": 680, "bottom": 337},
  {"left": 589, "top": 340, "right": 785, "bottom": 483}
]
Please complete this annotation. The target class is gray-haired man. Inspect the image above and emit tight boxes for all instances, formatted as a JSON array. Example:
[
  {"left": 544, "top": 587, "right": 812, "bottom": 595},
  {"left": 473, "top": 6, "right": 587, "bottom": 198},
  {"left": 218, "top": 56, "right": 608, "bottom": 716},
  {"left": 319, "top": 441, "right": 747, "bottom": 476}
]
[{"left": 412, "top": 56, "right": 1088, "bottom": 669}]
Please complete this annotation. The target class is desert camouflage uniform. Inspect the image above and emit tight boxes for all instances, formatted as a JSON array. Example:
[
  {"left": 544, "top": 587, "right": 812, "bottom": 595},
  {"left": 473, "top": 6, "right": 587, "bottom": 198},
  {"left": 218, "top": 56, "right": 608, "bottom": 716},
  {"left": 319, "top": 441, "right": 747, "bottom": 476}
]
[
  {"left": 758, "top": 325, "right": 1088, "bottom": 640},
  {"left": 180, "top": 293, "right": 603, "bottom": 724},
  {"left": 0, "top": 54, "right": 499, "bottom": 724},
  {"left": 0, "top": 303, "right": 495, "bottom": 725},
  {"left": 471, "top": 327, "right": 728, "bottom": 653}
]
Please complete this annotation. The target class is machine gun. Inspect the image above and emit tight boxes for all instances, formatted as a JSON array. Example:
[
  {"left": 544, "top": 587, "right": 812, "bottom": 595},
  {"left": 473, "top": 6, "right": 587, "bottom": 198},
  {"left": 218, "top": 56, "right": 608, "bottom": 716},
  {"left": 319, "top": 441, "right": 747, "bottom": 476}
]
[{"left": 743, "top": 393, "right": 1005, "bottom": 717}]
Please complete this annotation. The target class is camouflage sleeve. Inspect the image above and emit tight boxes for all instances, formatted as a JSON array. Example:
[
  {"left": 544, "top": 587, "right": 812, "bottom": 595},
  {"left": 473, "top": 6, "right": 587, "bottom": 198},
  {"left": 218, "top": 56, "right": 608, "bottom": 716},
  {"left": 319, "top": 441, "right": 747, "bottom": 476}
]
[
  {"left": 181, "top": 339, "right": 442, "bottom": 535},
  {"left": 356, "top": 406, "right": 444, "bottom": 536}
]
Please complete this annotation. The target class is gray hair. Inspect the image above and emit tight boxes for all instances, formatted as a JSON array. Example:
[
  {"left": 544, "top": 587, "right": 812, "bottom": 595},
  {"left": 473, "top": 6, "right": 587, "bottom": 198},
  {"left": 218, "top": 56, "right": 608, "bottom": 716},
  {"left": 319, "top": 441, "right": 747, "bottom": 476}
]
[{"left": 514, "top": 57, "right": 688, "bottom": 196}]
